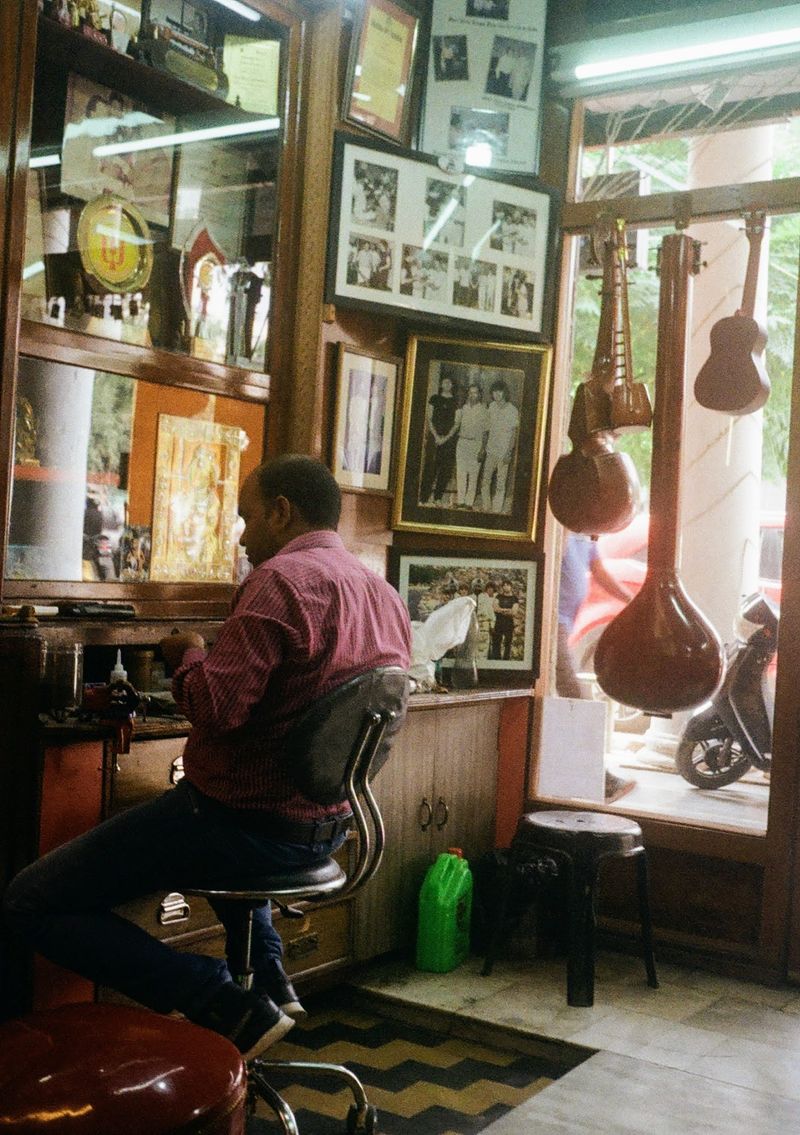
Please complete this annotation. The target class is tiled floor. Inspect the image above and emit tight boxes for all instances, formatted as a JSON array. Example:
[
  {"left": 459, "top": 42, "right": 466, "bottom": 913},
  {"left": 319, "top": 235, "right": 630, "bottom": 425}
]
[{"left": 352, "top": 951, "right": 800, "bottom": 1132}]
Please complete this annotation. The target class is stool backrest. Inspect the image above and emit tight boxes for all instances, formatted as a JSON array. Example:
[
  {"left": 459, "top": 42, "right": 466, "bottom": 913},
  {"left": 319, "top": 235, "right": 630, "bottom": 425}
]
[{"left": 281, "top": 666, "right": 409, "bottom": 894}]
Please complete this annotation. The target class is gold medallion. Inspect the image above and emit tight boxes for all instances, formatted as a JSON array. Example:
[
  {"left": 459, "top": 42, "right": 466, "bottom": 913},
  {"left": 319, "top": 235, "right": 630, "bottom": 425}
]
[{"left": 77, "top": 193, "right": 153, "bottom": 293}]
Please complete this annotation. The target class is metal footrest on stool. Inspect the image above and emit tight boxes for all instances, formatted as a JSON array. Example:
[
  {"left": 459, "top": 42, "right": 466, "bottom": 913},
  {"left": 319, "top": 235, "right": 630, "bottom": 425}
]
[
  {"left": 483, "top": 809, "right": 658, "bottom": 1007},
  {"left": 250, "top": 1059, "right": 378, "bottom": 1135}
]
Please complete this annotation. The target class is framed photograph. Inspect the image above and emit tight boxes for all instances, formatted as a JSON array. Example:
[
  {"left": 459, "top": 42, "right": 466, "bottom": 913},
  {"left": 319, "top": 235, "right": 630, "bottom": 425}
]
[
  {"left": 343, "top": 0, "right": 421, "bottom": 143},
  {"left": 150, "top": 414, "right": 244, "bottom": 583},
  {"left": 393, "top": 334, "right": 551, "bottom": 540},
  {"left": 391, "top": 550, "right": 541, "bottom": 675},
  {"left": 61, "top": 74, "right": 175, "bottom": 228},
  {"left": 332, "top": 345, "right": 402, "bottom": 492},
  {"left": 326, "top": 132, "right": 558, "bottom": 341},
  {"left": 420, "top": 0, "right": 546, "bottom": 175}
]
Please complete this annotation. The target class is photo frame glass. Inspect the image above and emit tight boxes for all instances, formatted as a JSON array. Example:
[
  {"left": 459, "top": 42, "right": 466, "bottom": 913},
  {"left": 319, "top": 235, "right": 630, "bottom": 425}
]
[
  {"left": 394, "top": 552, "right": 539, "bottom": 673},
  {"left": 327, "top": 134, "right": 557, "bottom": 340},
  {"left": 343, "top": 0, "right": 420, "bottom": 143},
  {"left": 393, "top": 335, "right": 551, "bottom": 540},
  {"left": 421, "top": 0, "right": 547, "bottom": 175},
  {"left": 332, "top": 345, "right": 401, "bottom": 492}
]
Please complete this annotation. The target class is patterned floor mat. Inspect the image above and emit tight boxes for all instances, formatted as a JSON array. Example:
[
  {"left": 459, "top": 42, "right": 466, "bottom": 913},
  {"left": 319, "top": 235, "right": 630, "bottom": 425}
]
[{"left": 246, "top": 990, "right": 564, "bottom": 1134}]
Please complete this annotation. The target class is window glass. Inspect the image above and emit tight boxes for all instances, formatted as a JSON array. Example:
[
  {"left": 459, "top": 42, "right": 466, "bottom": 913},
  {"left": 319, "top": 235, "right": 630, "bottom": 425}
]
[{"left": 8, "top": 357, "right": 263, "bottom": 584}]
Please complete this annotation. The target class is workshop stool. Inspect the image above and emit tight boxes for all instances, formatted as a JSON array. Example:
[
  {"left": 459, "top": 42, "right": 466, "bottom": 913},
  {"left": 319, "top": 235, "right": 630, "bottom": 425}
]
[
  {"left": 188, "top": 866, "right": 379, "bottom": 1135},
  {"left": 185, "top": 665, "right": 409, "bottom": 1135},
  {"left": 0, "top": 1002, "right": 247, "bottom": 1133},
  {"left": 482, "top": 810, "right": 659, "bottom": 1007}
]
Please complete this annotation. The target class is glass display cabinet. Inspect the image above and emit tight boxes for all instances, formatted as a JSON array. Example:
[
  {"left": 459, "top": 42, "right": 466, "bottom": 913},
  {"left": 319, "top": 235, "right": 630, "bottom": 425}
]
[{"left": 4, "top": 0, "right": 306, "bottom": 610}]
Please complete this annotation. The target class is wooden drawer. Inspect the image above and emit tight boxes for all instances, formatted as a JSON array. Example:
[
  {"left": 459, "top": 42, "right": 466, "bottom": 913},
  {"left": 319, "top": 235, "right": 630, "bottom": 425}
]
[
  {"left": 278, "top": 901, "right": 351, "bottom": 976},
  {"left": 107, "top": 737, "right": 186, "bottom": 815},
  {"left": 113, "top": 890, "right": 219, "bottom": 942}
]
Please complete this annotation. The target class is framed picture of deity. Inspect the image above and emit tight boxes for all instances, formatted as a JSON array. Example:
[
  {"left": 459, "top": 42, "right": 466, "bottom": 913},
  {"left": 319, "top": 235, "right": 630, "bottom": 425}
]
[
  {"left": 392, "top": 334, "right": 551, "bottom": 540},
  {"left": 390, "top": 549, "right": 541, "bottom": 675},
  {"left": 331, "top": 344, "right": 402, "bottom": 493},
  {"left": 325, "top": 132, "right": 559, "bottom": 342}
]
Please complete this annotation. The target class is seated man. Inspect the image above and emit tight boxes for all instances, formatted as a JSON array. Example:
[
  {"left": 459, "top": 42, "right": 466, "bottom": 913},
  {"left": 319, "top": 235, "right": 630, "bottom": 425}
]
[{"left": 2, "top": 456, "right": 412, "bottom": 1059}]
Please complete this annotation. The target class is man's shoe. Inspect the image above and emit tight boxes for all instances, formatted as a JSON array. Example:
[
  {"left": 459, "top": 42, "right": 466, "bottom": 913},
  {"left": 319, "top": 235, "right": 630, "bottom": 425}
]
[
  {"left": 191, "top": 981, "right": 295, "bottom": 1060},
  {"left": 605, "top": 771, "right": 636, "bottom": 804},
  {"left": 255, "top": 959, "right": 307, "bottom": 1021}
]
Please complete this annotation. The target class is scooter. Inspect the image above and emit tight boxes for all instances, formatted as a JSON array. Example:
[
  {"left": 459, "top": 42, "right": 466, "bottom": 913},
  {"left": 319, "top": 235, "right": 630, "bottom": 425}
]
[{"left": 675, "top": 592, "right": 778, "bottom": 789}]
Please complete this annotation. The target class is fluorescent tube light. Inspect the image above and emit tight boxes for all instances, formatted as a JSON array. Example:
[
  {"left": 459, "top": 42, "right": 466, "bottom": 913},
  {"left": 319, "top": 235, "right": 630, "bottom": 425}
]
[
  {"left": 575, "top": 25, "right": 800, "bottom": 80},
  {"left": 211, "top": 0, "right": 261, "bottom": 21},
  {"left": 30, "top": 153, "right": 61, "bottom": 169},
  {"left": 93, "top": 116, "right": 280, "bottom": 158}
]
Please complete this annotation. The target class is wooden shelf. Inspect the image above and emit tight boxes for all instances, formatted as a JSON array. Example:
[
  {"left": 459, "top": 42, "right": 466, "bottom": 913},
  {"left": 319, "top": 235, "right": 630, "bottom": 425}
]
[
  {"left": 19, "top": 321, "right": 270, "bottom": 403},
  {"left": 36, "top": 15, "right": 255, "bottom": 120}
]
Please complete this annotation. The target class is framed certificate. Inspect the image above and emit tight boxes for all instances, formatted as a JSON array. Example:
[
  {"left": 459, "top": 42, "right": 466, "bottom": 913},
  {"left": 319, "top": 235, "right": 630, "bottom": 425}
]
[{"left": 343, "top": 0, "right": 421, "bottom": 144}]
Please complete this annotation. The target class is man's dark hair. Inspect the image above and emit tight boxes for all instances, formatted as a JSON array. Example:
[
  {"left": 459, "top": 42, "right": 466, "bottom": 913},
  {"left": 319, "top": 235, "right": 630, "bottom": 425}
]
[{"left": 256, "top": 454, "right": 341, "bottom": 529}]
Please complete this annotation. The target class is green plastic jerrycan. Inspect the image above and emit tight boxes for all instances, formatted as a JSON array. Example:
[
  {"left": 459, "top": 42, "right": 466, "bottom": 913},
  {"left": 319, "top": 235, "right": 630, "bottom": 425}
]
[{"left": 416, "top": 848, "right": 473, "bottom": 973}]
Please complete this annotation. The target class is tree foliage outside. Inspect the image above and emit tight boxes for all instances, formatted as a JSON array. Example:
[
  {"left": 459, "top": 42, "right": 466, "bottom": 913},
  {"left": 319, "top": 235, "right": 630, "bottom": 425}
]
[{"left": 87, "top": 372, "right": 134, "bottom": 477}]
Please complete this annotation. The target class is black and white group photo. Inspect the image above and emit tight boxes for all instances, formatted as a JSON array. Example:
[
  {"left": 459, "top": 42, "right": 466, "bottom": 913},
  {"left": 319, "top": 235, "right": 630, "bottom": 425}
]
[
  {"left": 447, "top": 106, "right": 510, "bottom": 159},
  {"left": 417, "top": 360, "right": 522, "bottom": 516},
  {"left": 350, "top": 159, "right": 398, "bottom": 231},
  {"left": 399, "top": 245, "right": 449, "bottom": 301},
  {"left": 346, "top": 235, "right": 393, "bottom": 289},
  {"left": 500, "top": 267, "right": 534, "bottom": 320},
  {"left": 452, "top": 256, "right": 497, "bottom": 312},
  {"left": 490, "top": 201, "right": 537, "bottom": 256},
  {"left": 423, "top": 178, "right": 467, "bottom": 247}
]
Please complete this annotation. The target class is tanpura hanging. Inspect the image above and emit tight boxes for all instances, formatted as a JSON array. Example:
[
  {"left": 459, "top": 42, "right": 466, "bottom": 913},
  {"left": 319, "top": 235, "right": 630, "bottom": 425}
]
[
  {"left": 594, "top": 232, "right": 725, "bottom": 715},
  {"left": 548, "top": 217, "right": 652, "bottom": 536}
]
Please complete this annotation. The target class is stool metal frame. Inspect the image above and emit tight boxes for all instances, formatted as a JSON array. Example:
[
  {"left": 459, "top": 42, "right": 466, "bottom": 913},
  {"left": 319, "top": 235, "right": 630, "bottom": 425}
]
[
  {"left": 482, "top": 810, "right": 658, "bottom": 1008},
  {"left": 187, "top": 667, "right": 409, "bottom": 1135}
]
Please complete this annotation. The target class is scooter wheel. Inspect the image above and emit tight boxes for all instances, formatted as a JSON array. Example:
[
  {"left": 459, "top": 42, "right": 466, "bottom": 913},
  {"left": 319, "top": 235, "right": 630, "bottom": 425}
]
[{"left": 675, "top": 734, "right": 752, "bottom": 789}]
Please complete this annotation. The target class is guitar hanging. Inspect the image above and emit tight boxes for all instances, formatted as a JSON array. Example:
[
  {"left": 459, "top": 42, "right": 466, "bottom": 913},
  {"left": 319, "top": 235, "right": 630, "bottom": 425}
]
[
  {"left": 694, "top": 208, "right": 770, "bottom": 415},
  {"left": 547, "top": 217, "right": 648, "bottom": 535}
]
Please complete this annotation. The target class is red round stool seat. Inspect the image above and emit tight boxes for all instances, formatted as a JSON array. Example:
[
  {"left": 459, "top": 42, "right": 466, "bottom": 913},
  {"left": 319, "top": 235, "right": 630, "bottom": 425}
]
[{"left": 0, "top": 1002, "right": 247, "bottom": 1134}]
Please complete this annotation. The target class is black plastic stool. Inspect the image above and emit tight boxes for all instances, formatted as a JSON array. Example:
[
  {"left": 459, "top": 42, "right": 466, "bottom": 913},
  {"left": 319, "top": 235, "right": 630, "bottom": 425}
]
[{"left": 482, "top": 810, "right": 658, "bottom": 1007}]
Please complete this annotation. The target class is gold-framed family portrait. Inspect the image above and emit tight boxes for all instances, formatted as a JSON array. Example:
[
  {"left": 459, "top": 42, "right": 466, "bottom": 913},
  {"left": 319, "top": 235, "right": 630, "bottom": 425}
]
[{"left": 392, "top": 334, "right": 551, "bottom": 540}]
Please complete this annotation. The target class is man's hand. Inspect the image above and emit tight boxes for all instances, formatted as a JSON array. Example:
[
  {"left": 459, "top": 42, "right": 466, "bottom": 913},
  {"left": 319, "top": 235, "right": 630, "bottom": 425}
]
[{"left": 159, "top": 631, "right": 206, "bottom": 672}]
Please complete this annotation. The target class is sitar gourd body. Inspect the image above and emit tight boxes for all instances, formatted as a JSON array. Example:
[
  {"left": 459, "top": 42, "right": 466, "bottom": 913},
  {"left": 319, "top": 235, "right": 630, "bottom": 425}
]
[
  {"left": 595, "top": 233, "right": 725, "bottom": 714},
  {"left": 548, "top": 219, "right": 645, "bottom": 536}
]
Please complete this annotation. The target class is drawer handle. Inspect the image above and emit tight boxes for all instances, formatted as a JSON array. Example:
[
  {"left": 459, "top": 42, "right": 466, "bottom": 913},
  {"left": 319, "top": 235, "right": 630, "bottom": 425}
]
[
  {"left": 170, "top": 756, "right": 185, "bottom": 785},
  {"left": 434, "top": 796, "right": 449, "bottom": 830},
  {"left": 419, "top": 797, "right": 433, "bottom": 831},
  {"left": 286, "top": 932, "right": 319, "bottom": 961},
  {"left": 158, "top": 892, "right": 191, "bottom": 926}
]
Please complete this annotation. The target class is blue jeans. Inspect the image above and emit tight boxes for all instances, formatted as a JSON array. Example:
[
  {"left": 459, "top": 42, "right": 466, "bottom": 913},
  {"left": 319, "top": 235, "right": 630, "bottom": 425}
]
[{"left": 2, "top": 779, "right": 343, "bottom": 1016}]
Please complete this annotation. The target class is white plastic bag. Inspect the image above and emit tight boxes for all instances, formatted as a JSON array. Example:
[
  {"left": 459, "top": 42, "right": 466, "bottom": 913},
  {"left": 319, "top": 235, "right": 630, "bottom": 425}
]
[{"left": 408, "top": 595, "right": 476, "bottom": 692}]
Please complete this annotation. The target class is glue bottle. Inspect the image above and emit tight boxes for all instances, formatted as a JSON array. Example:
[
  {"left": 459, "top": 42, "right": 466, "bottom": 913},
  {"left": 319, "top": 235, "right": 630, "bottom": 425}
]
[
  {"left": 109, "top": 649, "right": 127, "bottom": 685},
  {"left": 416, "top": 848, "right": 473, "bottom": 973}
]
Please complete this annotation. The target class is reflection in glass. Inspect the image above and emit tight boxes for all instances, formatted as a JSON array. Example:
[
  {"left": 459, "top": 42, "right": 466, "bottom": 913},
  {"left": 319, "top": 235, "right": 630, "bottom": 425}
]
[
  {"left": 23, "top": 8, "right": 283, "bottom": 371},
  {"left": 7, "top": 358, "right": 264, "bottom": 584}
]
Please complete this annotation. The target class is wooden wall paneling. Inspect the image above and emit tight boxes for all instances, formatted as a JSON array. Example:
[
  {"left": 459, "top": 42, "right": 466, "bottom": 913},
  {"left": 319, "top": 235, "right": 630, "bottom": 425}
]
[
  {"left": 0, "top": 2, "right": 36, "bottom": 610},
  {"left": 269, "top": 1, "right": 343, "bottom": 457}
]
